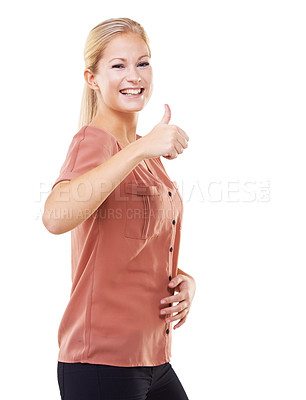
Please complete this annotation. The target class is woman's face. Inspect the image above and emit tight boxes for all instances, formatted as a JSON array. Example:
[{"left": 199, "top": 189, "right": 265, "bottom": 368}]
[{"left": 93, "top": 32, "right": 153, "bottom": 113}]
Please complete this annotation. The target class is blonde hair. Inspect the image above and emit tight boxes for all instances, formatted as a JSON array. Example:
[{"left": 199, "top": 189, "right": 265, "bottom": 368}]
[{"left": 78, "top": 17, "right": 151, "bottom": 130}]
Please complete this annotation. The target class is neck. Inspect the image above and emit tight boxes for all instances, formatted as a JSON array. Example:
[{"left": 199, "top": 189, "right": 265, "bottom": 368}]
[{"left": 91, "top": 104, "right": 139, "bottom": 145}]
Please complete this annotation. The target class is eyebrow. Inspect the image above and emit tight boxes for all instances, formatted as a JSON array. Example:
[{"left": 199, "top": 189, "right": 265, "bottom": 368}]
[{"left": 108, "top": 55, "right": 150, "bottom": 63}]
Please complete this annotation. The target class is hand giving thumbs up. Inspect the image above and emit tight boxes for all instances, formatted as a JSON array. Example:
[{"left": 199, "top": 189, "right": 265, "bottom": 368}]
[{"left": 140, "top": 104, "right": 189, "bottom": 160}]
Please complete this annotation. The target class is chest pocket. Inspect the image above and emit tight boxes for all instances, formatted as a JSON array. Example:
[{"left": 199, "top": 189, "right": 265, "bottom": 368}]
[{"left": 124, "top": 182, "right": 162, "bottom": 239}]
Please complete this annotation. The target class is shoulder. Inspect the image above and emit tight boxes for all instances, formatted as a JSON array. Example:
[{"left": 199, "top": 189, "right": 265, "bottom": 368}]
[
  {"left": 75, "top": 125, "right": 117, "bottom": 146},
  {"left": 70, "top": 125, "right": 118, "bottom": 155}
]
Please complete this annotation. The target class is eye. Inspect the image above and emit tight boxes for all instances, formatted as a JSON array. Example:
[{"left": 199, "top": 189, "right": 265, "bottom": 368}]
[
  {"left": 111, "top": 62, "right": 150, "bottom": 69},
  {"left": 138, "top": 62, "right": 150, "bottom": 67}
]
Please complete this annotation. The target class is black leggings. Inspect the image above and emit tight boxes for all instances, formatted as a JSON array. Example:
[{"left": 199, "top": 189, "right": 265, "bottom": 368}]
[{"left": 57, "top": 361, "right": 189, "bottom": 400}]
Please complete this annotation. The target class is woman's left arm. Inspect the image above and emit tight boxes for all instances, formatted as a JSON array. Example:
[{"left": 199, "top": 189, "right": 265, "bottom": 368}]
[{"left": 160, "top": 268, "right": 196, "bottom": 330}]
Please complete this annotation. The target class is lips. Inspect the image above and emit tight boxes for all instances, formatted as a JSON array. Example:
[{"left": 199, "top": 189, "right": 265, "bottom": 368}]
[{"left": 119, "top": 88, "right": 145, "bottom": 94}]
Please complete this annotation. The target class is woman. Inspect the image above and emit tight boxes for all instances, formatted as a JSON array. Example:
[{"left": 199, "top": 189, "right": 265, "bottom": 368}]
[{"left": 43, "top": 17, "right": 196, "bottom": 400}]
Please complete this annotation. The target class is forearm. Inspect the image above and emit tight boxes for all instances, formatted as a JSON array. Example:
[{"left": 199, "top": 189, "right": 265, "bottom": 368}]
[{"left": 43, "top": 139, "right": 145, "bottom": 235}]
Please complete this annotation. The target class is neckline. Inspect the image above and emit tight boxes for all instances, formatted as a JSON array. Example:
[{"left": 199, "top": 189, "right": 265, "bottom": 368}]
[
  {"left": 139, "top": 159, "right": 154, "bottom": 176},
  {"left": 85, "top": 124, "right": 156, "bottom": 178}
]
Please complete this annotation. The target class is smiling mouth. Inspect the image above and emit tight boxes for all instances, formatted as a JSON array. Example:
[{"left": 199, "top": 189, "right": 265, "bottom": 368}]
[{"left": 119, "top": 88, "right": 145, "bottom": 95}]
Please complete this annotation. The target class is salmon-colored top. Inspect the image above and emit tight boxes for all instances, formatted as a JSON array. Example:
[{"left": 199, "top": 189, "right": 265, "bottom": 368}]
[{"left": 51, "top": 125, "right": 184, "bottom": 367}]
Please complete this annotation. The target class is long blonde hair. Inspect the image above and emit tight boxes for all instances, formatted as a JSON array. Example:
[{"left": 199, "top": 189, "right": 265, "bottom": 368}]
[{"left": 78, "top": 17, "right": 151, "bottom": 130}]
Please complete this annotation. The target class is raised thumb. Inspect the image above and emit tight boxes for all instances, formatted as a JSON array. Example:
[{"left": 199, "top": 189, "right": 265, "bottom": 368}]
[{"left": 160, "top": 104, "right": 171, "bottom": 125}]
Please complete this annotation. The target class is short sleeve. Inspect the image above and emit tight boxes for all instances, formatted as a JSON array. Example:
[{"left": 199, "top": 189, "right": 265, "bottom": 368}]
[{"left": 51, "top": 126, "right": 117, "bottom": 191}]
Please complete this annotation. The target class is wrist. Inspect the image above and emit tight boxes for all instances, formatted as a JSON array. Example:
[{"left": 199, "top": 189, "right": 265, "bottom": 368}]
[{"left": 129, "top": 137, "right": 148, "bottom": 161}]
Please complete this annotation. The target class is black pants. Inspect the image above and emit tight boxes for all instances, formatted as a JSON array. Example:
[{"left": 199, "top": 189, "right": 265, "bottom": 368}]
[{"left": 57, "top": 361, "right": 189, "bottom": 400}]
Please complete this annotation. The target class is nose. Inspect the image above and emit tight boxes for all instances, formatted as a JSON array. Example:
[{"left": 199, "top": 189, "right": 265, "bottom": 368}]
[{"left": 126, "top": 66, "right": 142, "bottom": 83}]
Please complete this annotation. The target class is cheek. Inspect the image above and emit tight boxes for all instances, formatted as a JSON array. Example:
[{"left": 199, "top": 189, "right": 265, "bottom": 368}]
[
  {"left": 104, "top": 72, "right": 121, "bottom": 92},
  {"left": 143, "top": 68, "right": 153, "bottom": 82},
  {"left": 145, "top": 71, "right": 153, "bottom": 95}
]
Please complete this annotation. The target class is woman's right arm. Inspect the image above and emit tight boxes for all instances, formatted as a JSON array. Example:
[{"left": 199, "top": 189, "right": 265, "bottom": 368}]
[
  {"left": 43, "top": 105, "right": 189, "bottom": 235},
  {"left": 42, "top": 139, "right": 145, "bottom": 235}
]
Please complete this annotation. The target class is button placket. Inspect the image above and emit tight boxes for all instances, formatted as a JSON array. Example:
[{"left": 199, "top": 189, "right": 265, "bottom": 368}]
[
  {"left": 168, "top": 275, "right": 172, "bottom": 307},
  {"left": 168, "top": 188, "right": 176, "bottom": 282},
  {"left": 166, "top": 187, "right": 176, "bottom": 335}
]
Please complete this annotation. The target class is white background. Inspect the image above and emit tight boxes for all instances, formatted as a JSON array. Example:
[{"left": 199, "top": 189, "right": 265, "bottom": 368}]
[{"left": 1, "top": 0, "right": 305, "bottom": 399}]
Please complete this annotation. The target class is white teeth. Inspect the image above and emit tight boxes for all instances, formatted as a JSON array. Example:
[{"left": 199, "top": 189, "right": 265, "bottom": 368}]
[{"left": 120, "top": 88, "right": 142, "bottom": 95}]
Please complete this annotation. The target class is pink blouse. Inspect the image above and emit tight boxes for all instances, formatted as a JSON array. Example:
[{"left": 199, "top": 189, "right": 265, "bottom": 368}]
[{"left": 51, "top": 125, "right": 184, "bottom": 366}]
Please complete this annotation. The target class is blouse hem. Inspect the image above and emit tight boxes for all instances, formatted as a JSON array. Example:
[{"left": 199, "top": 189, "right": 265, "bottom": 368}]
[{"left": 57, "top": 356, "right": 171, "bottom": 367}]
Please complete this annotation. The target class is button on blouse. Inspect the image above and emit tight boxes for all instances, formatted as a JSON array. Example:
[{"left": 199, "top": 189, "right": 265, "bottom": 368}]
[{"left": 51, "top": 125, "right": 184, "bottom": 367}]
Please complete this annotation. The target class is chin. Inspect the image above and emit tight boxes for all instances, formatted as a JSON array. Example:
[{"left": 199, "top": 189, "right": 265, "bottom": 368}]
[{"left": 119, "top": 103, "right": 147, "bottom": 112}]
